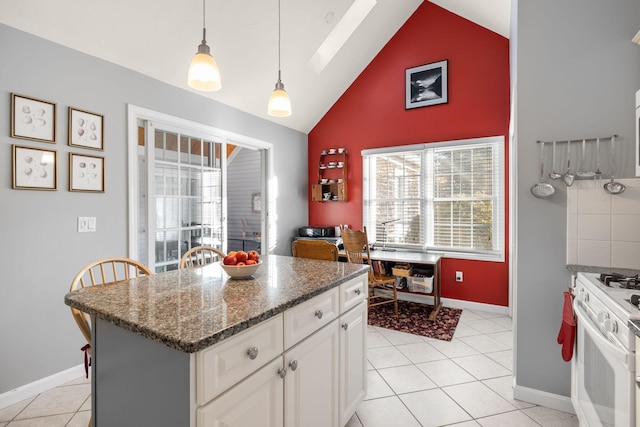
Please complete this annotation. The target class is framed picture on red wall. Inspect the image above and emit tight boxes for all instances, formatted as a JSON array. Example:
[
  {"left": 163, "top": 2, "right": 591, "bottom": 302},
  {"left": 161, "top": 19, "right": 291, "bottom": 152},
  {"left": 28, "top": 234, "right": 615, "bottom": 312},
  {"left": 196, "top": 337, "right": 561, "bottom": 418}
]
[{"left": 406, "top": 60, "right": 448, "bottom": 109}]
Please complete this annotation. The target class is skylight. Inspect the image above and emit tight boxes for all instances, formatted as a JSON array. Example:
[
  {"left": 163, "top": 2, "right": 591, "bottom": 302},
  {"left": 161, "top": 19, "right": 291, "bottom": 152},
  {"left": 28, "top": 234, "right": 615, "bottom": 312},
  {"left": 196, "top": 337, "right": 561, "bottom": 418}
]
[{"left": 307, "top": 0, "right": 377, "bottom": 74}]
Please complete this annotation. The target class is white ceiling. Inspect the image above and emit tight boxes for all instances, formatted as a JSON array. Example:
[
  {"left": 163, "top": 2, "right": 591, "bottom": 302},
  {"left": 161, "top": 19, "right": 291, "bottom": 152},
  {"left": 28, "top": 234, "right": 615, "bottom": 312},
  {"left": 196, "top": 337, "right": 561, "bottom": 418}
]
[{"left": 0, "top": 0, "right": 510, "bottom": 134}]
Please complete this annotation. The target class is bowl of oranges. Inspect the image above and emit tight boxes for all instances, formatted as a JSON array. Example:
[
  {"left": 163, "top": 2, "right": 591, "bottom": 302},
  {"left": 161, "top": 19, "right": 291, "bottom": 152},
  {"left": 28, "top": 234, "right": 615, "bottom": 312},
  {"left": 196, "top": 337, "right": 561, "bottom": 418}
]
[{"left": 220, "top": 250, "right": 261, "bottom": 279}]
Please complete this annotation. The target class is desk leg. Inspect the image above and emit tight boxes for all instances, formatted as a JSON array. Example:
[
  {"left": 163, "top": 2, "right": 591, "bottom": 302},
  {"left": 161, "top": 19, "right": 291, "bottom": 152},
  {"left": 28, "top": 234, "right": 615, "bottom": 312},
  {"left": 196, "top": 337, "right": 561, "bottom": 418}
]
[{"left": 428, "top": 259, "right": 442, "bottom": 321}]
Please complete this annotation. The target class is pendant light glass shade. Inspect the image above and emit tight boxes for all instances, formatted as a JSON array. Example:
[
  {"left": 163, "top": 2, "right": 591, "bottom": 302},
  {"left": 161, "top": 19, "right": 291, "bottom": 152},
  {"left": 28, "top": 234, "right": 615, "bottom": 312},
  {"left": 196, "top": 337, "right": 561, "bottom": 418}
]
[
  {"left": 268, "top": 0, "right": 292, "bottom": 117},
  {"left": 188, "top": 1, "right": 221, "bottom": 92},
  {"left": 268, "top": 71, "right": 292, "bottom": 117}
]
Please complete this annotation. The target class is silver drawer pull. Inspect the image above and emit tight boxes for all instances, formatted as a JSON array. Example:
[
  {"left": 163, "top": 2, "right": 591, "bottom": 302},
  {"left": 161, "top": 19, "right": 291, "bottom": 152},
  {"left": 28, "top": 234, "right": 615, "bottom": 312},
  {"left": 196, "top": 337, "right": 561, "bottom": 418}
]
[
  {"left": 289, "top": 360, "right": 298, "bottom": 371},
  {"left": 354, "top": 288, "right": 361, "bottom": 295},
  {"left": 342, "top": 322, "right": 348, "bottom": 330},
  {"left": 247, "top": 347, "right": 259, "bottom": 360},
  {"left": 278, "top": 367, "right": 287, "bottom": 379},
  {"left": 315, "top": 309, "right": 323, "bottom": 319}
]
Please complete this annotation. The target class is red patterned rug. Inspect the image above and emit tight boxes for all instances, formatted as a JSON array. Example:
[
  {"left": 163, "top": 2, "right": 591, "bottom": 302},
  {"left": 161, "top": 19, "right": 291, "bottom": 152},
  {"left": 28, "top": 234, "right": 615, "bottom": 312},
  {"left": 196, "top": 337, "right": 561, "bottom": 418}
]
[{"left": 367, "top": 301, "right": 462, "bottom": 341}]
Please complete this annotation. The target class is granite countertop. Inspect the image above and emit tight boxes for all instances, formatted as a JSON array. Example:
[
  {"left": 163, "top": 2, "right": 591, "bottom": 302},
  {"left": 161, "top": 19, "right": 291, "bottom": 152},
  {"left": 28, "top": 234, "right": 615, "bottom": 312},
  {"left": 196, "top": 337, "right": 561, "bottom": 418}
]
[
  {"left": 64, "top": 255, "right": 369, "bottom": 353},
  {"left": 567, "top": 264, "right": 640, "bottom": 277}
]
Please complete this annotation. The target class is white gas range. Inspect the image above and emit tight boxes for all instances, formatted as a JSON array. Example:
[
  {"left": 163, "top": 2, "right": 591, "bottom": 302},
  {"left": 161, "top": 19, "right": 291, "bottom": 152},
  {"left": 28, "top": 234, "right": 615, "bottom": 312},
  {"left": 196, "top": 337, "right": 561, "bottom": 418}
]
[{"left": 572, "top": 271, "right": 640, "bottom": 427}]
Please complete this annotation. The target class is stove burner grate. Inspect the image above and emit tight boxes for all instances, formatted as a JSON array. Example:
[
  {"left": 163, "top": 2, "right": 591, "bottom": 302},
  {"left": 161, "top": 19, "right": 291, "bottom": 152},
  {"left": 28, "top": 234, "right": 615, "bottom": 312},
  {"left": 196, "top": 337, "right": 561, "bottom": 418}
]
[{"left": 599, "top": 273, "right": 640, "bottom": 289}]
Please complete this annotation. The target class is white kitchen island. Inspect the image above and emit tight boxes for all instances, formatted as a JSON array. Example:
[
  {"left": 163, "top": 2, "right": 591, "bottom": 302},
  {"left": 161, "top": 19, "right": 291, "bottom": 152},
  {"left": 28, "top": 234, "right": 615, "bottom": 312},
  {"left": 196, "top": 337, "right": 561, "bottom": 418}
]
[{"left": 65, "top": 255, "right": 369, "bottom": 427}]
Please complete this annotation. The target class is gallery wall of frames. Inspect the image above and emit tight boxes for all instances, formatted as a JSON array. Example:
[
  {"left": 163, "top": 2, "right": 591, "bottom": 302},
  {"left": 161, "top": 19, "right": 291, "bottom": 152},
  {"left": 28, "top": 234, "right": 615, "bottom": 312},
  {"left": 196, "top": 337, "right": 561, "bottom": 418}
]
[{"left": 9, "top": 92, "right": 105, "bottom": 192}]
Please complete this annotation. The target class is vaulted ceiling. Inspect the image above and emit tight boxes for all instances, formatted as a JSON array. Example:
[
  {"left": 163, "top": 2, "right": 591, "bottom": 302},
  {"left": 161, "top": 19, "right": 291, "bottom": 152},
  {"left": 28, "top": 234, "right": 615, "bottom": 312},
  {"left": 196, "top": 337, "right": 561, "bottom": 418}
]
[{"left": 0, "top": 0, "right": 510, "bottom": 133}]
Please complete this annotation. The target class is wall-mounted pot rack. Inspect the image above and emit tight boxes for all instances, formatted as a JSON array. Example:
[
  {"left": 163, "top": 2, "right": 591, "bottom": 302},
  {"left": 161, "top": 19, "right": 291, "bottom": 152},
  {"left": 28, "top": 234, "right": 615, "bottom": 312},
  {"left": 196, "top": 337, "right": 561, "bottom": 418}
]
[
  {"left": 536, "top": 135, "right": 618, "bottom": 145},
  {"left": 532, "top": 134, "right": 624, "bottom": 195}
]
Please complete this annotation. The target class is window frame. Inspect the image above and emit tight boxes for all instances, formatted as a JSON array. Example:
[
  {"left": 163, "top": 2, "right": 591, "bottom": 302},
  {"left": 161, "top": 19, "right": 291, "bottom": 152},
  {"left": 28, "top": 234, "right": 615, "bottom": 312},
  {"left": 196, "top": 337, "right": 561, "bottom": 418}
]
[{"left": 362, "top": 136, "right": 505, "bottom": 262}]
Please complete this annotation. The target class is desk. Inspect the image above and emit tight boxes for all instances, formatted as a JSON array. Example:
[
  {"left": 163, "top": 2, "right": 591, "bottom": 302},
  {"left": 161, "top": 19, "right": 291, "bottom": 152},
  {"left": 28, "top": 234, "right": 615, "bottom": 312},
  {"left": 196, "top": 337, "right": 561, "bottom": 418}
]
[
  {"left": 339, "top": 249, "right": 442, "bottom": 320},
  {"left": 228, "top": 236, "right": 261, "bottom": 253}
]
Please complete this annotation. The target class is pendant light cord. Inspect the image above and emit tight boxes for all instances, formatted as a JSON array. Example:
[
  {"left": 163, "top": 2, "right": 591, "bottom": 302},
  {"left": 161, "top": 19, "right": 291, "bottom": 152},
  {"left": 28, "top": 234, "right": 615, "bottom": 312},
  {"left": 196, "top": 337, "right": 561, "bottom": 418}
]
[
  {"left": 203, "top": 0, "right": 206, "bottom": 29},
  {"left": 278, "top": 0, "right": 281, "bottom": 73}
]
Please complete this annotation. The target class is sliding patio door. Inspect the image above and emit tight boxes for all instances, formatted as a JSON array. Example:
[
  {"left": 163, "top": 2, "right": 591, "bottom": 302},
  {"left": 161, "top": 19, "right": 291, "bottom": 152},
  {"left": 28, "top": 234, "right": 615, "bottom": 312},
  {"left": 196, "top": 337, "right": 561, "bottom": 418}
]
[{"left": 138, "top": 120, "right": 224, "bottom": 272}]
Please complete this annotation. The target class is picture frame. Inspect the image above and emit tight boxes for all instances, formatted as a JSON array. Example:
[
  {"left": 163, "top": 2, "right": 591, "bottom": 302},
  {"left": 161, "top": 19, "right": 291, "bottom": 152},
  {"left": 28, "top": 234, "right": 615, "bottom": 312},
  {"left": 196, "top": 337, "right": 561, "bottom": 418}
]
[
  {"left": 12, "top": 145, "right": 57, "bottom": 190},
  {"left": 252, "top": 192, "right": 262, "bottom": 212},
  {"left": 68, "top": 107, "right": 104, "bottom": 150},
  {"left": 69, "top": 153, "right": 105, "bottom": 192},
  {"left": 406, "top": 60, "right": 448, "bottom": 109},
  {"left": 10, "top": 93, "right": 57, "bottom": 143}
]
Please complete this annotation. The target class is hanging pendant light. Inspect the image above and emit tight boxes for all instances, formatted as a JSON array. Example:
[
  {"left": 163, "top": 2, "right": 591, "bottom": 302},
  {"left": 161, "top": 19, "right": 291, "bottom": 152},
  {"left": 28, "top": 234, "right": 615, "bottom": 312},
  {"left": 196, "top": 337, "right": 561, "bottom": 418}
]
[
  {"left": 267, "top": 0, "right": 292, "bottom": 117},
  {"left": 188, "top": 0, "right": 221, "bottom": 92}
]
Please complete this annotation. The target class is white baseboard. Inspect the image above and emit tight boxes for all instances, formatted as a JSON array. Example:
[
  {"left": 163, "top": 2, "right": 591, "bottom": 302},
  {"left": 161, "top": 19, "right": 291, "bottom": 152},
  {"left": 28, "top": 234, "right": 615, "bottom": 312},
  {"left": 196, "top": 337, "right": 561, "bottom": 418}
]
[
  {"left": 0, "top": 364, "right": 85, "bottom": 410},
  {"left": 513, "top": 383, "right": 576, "bottom": 414},
  {"left": 377, "top": 289, "right": 511, "bottom": 315}
]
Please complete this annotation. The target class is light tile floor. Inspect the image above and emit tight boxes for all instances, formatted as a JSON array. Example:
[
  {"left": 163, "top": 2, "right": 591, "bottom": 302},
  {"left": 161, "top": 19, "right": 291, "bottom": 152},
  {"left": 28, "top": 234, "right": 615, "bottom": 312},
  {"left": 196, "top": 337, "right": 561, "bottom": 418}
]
[
  {"left": 0, "top": 308, "right": 579, "bottom": 426},
  {"left": 346, "top": 308, "right": 579, "bottom": 427}
]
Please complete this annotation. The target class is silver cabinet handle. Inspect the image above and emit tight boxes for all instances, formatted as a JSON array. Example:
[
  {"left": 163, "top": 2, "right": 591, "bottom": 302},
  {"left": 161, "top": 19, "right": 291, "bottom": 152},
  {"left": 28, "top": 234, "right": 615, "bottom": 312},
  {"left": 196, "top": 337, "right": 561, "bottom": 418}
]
[
  {"left": 354, "top": 288, "right": 361, "bottom": 295},
  {"left": 247, "top": 347, "right": 259, "bottom": 360},
  {"left": 289, "top": 360, "right": 298, "bottom": 371},
  {"left": 315, "top": 309, "right": 323, "bottom": 319},
  {"left": 342, "top": 323, "right": 348, "bottom": 330},
  {"left": 278, "top": 367, "right": 287, "bottom": 379}
]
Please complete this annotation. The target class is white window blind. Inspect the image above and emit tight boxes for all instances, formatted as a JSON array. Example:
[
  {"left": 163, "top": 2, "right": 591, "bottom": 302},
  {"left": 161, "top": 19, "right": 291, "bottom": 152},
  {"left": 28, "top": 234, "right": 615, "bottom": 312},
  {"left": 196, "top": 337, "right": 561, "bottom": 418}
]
[{"left": 363, "top": 136, "right": 504, "bottom": 258}]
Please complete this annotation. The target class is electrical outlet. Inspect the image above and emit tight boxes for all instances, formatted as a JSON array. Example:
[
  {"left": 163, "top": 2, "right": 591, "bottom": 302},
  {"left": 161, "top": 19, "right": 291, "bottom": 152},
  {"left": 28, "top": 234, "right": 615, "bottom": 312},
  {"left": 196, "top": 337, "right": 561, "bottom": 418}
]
[{"left": 455, "top": 271, "right": 463, "bottom": 282}]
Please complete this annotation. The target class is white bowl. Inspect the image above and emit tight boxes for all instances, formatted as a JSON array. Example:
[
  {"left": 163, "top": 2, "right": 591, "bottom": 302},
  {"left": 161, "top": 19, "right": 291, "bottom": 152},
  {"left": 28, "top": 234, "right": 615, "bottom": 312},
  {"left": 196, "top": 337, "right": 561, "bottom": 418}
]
[{"left": 220, "top": 260, "right": 262, "bottom": 279}]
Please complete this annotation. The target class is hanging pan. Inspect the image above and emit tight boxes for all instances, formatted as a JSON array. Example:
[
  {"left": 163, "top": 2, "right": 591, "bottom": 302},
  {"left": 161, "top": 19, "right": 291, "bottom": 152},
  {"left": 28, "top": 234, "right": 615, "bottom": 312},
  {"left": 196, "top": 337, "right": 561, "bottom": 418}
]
[
  {"left": 603, "top": 135, "right": 625, "bottom": 195},
  {"left": 531, "top": 142, "right": 555, "bottom": 198}
]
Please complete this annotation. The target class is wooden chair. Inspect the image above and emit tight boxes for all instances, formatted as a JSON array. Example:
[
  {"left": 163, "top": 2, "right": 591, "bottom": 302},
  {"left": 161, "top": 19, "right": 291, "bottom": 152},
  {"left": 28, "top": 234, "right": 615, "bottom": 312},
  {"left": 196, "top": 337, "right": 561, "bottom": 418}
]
[
  {"left": 179, "top": 246, "right": 226, "bottom": 269},
  {"left": 341, "top": 227, "right": 398, "bottom": 316},
  {"left": 292, "top": 239, "right": 339, "bottom": 261},
  {"left": 69, "top": 257, "right": 152, "bottom": 427}
]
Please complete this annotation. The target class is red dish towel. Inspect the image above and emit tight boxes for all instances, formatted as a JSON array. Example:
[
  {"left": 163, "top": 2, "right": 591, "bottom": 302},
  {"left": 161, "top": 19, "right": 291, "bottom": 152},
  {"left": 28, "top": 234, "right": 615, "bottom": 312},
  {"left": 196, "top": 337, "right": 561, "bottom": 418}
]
[{"left": 557, "top": 290, "right": 576, "bottom": 362}]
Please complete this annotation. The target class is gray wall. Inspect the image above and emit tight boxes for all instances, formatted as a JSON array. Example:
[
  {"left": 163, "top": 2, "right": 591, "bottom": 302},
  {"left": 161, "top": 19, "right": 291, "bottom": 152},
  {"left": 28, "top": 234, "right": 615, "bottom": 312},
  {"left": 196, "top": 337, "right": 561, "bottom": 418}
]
[
  {"left": 514, "top": 0, "right": 640, "bottom": 401},
  {"left": 0, "top": 24, "right": 307, "bottom": 394},
  {"left": 227, "top": 147, "right": 262, "bottom": 252}
]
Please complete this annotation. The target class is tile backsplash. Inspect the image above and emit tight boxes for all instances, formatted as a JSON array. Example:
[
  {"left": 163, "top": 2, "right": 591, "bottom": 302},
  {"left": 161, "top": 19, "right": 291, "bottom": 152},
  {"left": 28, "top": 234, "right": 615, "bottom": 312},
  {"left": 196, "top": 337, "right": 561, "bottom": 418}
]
[{"left": 567, "top": 178, "right": 640, "bottom": 269}]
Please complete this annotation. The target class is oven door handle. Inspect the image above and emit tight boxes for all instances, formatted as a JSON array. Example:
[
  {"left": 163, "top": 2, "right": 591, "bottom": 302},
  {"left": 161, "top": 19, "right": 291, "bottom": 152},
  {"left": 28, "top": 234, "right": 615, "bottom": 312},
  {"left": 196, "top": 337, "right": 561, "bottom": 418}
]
[{"left": 574, "top": 301, "right": 630, "bottom": 367}]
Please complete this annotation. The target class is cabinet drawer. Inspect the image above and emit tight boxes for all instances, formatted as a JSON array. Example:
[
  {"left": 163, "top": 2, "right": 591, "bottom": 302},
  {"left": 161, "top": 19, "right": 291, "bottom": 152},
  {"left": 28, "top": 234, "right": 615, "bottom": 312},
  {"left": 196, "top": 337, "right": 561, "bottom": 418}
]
[
  {"left": 284, "top": 287, "right": 339, "bottom": 349},
  {"left": 339, "top": 275, "right": 367, "bottom": 314},
  {"left": 196, "top": 314, "right": 283, "bottom": 405},
  {"left": 197, "top": 357, "right": 284, "bottom": 427}
]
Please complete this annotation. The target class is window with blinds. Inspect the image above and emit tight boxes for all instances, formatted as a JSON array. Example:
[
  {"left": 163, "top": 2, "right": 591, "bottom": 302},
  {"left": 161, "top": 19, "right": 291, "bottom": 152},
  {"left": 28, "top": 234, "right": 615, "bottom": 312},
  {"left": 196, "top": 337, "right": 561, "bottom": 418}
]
[{"left": 363, "top": 136, "right": 504, "bottom": 259}]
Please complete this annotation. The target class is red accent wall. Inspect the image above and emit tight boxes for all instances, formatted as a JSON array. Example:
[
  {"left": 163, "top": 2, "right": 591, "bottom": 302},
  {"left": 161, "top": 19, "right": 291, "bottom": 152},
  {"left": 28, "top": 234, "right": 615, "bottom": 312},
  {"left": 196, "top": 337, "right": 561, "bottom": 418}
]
[{"left": 308, "top": 2, "right": 511, "bottom": 306}]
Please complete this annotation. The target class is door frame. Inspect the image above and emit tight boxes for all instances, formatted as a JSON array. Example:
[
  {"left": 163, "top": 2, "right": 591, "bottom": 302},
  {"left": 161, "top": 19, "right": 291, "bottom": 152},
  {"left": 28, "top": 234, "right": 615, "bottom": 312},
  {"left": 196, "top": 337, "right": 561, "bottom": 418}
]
[{"left": 126, "top": 104, "right": 273, "bottom": 264}]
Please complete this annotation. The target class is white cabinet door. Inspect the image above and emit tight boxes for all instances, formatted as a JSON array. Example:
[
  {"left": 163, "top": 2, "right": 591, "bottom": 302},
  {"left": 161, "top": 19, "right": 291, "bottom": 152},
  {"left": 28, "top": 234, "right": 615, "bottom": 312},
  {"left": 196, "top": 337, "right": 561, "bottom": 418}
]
[
  {"left": 284, "top": 320, "right": 340, "bottom": 427},
  {"left": 197, "top": 357, "right": 284, "bottom": 427},
  {"left": 339, "top": 301, "right": 367, "bottom": 426}
]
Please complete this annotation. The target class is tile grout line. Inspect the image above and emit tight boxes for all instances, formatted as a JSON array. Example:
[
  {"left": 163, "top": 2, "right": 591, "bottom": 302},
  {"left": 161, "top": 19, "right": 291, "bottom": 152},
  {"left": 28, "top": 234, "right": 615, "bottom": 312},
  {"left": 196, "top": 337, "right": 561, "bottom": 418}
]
[{"left": 362, "top": 314, "right": 525, "bottom": 427}]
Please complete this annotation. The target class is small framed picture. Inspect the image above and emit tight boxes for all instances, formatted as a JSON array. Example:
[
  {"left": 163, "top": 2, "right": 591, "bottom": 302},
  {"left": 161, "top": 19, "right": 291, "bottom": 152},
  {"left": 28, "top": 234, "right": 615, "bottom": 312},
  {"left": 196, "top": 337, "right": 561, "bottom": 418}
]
[
  {"left": 12, "top": 145, "right": 57, "bottom": 190},
  {"left": 69, "top": 153, "right": 105, "bottom": 192},
  {"left": 11, "top": 93, "right": 57, "bottom": 143},
  {"left": 406, "top": 60, "right": 448, "bottom": 109},
  {"left": 68, "top": 107, "right": 104, "bottom": 150}
]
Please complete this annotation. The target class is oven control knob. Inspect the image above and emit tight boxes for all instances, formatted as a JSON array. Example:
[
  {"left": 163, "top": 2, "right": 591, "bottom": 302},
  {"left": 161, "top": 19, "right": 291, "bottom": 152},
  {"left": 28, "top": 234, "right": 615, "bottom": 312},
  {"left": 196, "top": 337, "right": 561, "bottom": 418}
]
[
  {"left": 580, "top": 291, "right": 589, "bottom": 302},
  {"left": 597, "top": 312, "right": 610, "bottom": 323},
  {"left": 603, "top": 318, "right": 618, "bottom": 333}
]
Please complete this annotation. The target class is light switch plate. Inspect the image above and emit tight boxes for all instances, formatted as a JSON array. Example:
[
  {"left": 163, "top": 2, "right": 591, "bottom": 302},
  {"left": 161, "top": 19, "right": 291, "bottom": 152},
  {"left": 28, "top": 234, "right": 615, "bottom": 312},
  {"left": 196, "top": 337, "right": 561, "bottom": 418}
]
[{"left": 78, "top": 217, "right": 97, "bottom": 232}]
